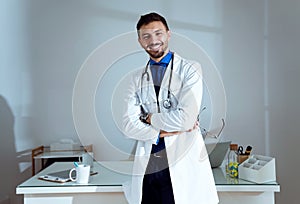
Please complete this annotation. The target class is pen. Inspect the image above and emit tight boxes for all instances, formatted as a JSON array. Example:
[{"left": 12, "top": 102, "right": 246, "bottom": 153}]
[
  {"left": 237, "top": 146, "right": 244, "bottom": 155},
  {"left": 245, "top": 146, "right": 252, "bottom": 155},
  {"left": 73, "top": 162, "right": 79, "bottom": 167}
]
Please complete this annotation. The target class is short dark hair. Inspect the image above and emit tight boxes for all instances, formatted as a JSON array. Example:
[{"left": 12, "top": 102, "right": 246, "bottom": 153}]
[{"left": 136, "top": 12, "right": 169, "bottom": 31}]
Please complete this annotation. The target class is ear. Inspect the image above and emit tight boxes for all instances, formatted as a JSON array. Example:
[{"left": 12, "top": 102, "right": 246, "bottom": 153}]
[
  {"left": 138, "top": 36, "right": 142, "bottom": 46},
  {"left": 167, "top": 30, "right": 171, "bottom": 40},
  {"left": 138, "top": 36, "right": 146, "bottom": 49}
]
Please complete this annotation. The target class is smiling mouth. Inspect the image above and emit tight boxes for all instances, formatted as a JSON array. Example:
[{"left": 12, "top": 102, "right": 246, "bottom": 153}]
[{"left": 147, "top": 43, "right": 163, "bottom": 51}]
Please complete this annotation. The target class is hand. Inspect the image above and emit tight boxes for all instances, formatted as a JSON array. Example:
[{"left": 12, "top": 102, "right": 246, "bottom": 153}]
[
  {"left": 159, "top": 120, "right": 199, "bottom": 137},
  {"left": 146, "top": 113, "right": 152, "bottom": 124},
  {"left": 187, "top": 121, "right": 199, "bottom": 132},
  {"left": 160, "top": 130, "right": 182, "bottom": 138}
]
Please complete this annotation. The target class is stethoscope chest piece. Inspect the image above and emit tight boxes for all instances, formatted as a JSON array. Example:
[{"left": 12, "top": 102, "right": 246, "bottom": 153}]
[
  {"left": 163, "top": 98, "right": 172, "bottom": 109},
  {"left": 141, "top": 52, "right": 176, "bottom": 110}
]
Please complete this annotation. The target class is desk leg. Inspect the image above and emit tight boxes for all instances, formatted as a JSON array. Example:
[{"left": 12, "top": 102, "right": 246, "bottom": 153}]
[
  {"left": 32, "top": 158, "right": 46, "bottom": 176},
  {"left": 31, "top": 158, "right": 35, "bottom": 176},
  {"left": 42, "top": 158, "right": 45, "bottom": 169}
]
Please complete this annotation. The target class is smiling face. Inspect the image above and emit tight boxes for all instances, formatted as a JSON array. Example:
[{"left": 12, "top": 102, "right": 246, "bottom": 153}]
[{"left": 138, "top": 21, "right": 171, "bottom": 62}]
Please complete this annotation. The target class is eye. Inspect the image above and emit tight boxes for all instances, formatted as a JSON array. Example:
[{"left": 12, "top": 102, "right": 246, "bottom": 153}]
[
  {"left": 142, "top": 34, "right": 150, "bottom": 41},
  {"left": 156, "top": 32, "right": 163, "bottom": 36}
]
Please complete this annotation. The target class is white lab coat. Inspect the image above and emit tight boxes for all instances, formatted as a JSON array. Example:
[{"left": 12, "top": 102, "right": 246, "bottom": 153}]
[{"left": 122, "top": 53, "right": 219, "bottom": 204}]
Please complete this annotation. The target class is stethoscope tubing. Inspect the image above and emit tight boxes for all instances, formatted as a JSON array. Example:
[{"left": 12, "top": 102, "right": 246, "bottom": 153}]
[{"left": 141, "top": 52, "right": 174, "bottom": 109}]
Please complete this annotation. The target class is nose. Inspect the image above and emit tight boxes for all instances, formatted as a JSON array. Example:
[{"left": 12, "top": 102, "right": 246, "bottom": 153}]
[
  {"left": 149, "top": 32, "right": 164, "bottom": 44},
  {"left": 146, "top": 35, "right": 158, "bottom": 46}
]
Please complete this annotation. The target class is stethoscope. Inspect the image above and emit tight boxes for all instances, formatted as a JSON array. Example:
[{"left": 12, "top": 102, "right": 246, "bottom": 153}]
[{"left": 141, "top": 52, "right": 174, "bottom": 109}]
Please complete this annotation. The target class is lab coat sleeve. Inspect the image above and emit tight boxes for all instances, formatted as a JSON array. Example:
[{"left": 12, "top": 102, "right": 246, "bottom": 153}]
[
  {"left": 122, "top": 73, "right": 159, "bottom": 144},
  {"left": 151, "top": 61, "right": 203, "bottom": 132}
]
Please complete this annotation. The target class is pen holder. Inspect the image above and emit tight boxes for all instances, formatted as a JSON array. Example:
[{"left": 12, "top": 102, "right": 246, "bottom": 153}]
[
  {"left": 238, "top": 155, "right": 276, "bottom": 183},
  {"left": 238, "top": 154, "right": 250, "bottom": 164}
]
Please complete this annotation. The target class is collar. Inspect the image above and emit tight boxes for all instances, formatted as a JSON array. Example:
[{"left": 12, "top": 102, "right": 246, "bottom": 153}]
[{"left": 149, "top": 51, "right": 173, "bottom": 66}]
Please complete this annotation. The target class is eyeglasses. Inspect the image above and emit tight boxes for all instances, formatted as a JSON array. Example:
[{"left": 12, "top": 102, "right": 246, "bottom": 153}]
[
  {"left": 200, "top": 118, "right": 225, "bottom": 139},
  {"left": 197, "top": 107, "right": 225, "bottom": 139}
]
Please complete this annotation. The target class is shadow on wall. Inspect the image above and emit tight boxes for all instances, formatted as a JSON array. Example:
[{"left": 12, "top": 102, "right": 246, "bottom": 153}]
[{"left": 0, "top": 95, "right": 22, "bottom": 204}]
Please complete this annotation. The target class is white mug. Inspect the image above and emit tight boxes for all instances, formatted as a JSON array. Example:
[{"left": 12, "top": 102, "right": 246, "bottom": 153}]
[
  {"left": 80, "top": 152, "right": 94, "bottom": 167},
  {"left": 69, "top": 164, "right": 90, "bottom": 184}
]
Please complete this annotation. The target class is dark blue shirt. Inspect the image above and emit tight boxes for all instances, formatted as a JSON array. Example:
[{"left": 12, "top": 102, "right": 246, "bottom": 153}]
[
  {"left": 149, "top": 51, "right": 172, "bottom": 154},
  {"left": 149, "top": 51, "right": 172, "bottom": 87}
]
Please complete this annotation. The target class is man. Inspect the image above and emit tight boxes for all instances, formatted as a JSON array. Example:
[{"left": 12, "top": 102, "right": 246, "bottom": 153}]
[{"left": 122, "top": 12, "right": 218, "bottom": 204}]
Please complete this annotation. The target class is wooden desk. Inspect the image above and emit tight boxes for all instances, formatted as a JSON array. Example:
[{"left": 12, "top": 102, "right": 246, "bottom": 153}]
[{"left": 18, "top": 161, "right": 280, "bottom": 204}]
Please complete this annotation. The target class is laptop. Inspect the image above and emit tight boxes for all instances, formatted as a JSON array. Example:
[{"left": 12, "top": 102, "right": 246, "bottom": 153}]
[
  {"left": 39, "top": 169, "right": 97, "bottom": 183},
  {"left": 206, "top": 141, "right": 231, "bottom": 168}
]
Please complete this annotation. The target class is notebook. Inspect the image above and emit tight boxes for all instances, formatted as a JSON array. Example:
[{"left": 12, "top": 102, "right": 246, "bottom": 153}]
[{"left": 38, "top": 169, "right": 98, "bottom": 183}]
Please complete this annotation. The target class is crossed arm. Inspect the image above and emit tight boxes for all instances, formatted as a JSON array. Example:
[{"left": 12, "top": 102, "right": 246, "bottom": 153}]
[
  {"left": 145, "top": 113, "right": 199, "bottom": 137},
  {"left": 122, "top": 61, "right": 202, "bottom": 143}
]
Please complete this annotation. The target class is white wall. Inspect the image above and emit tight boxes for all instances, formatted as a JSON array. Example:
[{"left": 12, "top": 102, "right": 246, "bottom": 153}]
[
  {"left": 222, "top": 0, "right": 266, "bottom": 152},
  {"left": 0, "top": 0, "right": 299, "bottom": 203},
  {"left": 0, "top": 0, "right": 31, "bottom": 203},
  {"left": 268, "top": 1, "right": 300, "bottom": 203}
]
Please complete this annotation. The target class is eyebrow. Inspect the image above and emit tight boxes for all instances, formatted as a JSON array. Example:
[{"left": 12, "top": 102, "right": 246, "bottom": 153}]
[{"left": 140, "top": 29, "right": 164, "bottom": 36}]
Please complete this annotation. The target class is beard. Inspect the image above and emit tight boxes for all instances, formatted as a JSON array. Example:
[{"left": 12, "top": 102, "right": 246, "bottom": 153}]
[
  {"left": 145, "top": 41, "right": 168, "bottom": 60},
  {"left": 146, "top": 49, "right": 165, "bottom": 59}
]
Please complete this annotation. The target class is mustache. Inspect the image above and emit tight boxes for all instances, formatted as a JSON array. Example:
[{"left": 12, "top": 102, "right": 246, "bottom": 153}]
[{"left": 146, "top": 42, "right": 163, "bottom": 50}]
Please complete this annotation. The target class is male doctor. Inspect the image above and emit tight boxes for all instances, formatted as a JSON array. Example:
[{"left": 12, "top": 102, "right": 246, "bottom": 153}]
[{"left": 123, "top": 12, "right": 219, "bottom": 204}]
